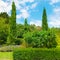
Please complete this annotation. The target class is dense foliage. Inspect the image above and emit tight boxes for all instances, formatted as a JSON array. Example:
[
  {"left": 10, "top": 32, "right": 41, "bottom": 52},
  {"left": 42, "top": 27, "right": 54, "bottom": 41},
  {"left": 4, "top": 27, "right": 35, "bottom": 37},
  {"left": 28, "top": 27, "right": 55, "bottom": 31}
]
[
  {"left": 0, "top": 2, "right": 58, "bottom": 48},
  {"left": 0, "top": 12, "right": 9, "bottom": 24},
  {"left": 24, "top": 30, "right": 57, "bottom": 48},
  {"left": 0, "top": 13, "right": 9, "bottom": 45},
  {"left": 13, "top": 48, "right": 60, "bottom": 60}
]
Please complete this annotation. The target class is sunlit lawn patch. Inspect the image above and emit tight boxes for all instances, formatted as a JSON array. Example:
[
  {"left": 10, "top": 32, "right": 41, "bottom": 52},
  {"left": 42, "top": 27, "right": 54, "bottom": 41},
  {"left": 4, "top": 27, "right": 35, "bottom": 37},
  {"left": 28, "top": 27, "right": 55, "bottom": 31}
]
[{"left": 0, "top": 52, "right": 13, "bottom": 60}]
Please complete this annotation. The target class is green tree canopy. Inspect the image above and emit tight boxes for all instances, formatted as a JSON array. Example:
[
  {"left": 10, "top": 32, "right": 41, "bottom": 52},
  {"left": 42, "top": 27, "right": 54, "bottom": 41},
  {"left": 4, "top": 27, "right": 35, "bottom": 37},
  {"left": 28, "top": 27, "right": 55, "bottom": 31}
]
[
  {"left": 0, "top": 17, "right": 9, "bottom": 45},
  {"left": 0, "top": 12, "right": 9, "bottom": 24}
]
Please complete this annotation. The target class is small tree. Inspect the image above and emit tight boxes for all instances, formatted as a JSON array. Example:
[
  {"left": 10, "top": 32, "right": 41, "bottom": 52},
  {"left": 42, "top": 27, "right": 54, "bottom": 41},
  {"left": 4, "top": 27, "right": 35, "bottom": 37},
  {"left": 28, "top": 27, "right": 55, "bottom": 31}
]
[
  {"left": 42, "top": 8, "right": 48, "bottom": 30},
  {"left": 24, "top": 18, "right": 29, "bottom": 32},
  {"left": 24, "top": 18, "right": 28, "bottom": 26}
]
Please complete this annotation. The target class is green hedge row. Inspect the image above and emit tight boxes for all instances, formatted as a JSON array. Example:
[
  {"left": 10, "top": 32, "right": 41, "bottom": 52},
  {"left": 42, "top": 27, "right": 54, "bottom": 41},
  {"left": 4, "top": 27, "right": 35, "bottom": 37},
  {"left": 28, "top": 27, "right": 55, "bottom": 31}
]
[{"left": 13, "top": 48, "right": 60, "bottom": 60}]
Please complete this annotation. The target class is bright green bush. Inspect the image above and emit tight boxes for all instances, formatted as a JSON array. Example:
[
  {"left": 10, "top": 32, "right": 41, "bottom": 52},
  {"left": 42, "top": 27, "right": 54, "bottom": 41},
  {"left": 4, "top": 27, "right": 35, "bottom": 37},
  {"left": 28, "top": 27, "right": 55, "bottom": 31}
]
[
  {"left": 13, "top": 48, "right": 60, "bottom": 60},
  {"left": 23, "top": 30, "right": 57, "bottom": 48},
  {"left": 38, "top": 30, "right": 57, "bottom": 48}
]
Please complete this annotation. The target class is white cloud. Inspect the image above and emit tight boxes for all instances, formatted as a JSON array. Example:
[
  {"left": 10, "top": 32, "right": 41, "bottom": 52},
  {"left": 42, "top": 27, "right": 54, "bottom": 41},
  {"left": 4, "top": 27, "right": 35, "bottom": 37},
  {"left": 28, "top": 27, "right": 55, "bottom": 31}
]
[
  {"left": 0, "top": 0, "right": 11, "bottom": 13},
  {"left": 0, "top": 0, "right": 35, "bottom": 19},
  {"left": 49, "top": 8, "right": 60, "bottom": 27},
  {"left": 21, "top": 9, "right": 29, "bottom": 18},
  {"left": 50, "top": 0, "right": 60, "bottom": 5},
  {"left": 53, "top": 7, "right": 60, "bottom": 13},
  {"left": 17, "top": 14, "right": 22, "bottom": 19},
  {"left": 49, "top": 21, "right": 60, "bottom": 27},
  {"left": 22, "top": 0, "right": 34, "bottom": 3},
  {"left": 31, "top": 3, "right": 38, "bottom": 9},
  {"left": 30, "top": 20, "right": 42, "bottom": 26},
  {"left": 48, "top": 13, "right": 60, "bottom": 27},
  {"left": 0, "top": 0, "right": 35, "bottom": 13},
  {"left": 48, "top": 5, "right": 60, "bottom": 27},
  {"left": 17, "top": 9, "right": 29, "bottom": 19}
]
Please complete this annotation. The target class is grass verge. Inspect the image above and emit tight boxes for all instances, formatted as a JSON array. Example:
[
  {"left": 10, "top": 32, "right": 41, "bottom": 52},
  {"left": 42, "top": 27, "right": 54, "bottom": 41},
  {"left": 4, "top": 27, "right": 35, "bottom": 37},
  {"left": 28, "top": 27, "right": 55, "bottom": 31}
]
[{"left": 0, "top": 52, "right": 13, "bottom": 60}]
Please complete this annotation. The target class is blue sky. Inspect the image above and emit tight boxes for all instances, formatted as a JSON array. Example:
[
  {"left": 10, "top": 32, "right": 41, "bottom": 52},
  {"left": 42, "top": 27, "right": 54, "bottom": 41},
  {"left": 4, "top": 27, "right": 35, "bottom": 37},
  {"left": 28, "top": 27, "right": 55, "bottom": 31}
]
[{"left": 0, "top": 0, "right": 60, "bottom": 27}]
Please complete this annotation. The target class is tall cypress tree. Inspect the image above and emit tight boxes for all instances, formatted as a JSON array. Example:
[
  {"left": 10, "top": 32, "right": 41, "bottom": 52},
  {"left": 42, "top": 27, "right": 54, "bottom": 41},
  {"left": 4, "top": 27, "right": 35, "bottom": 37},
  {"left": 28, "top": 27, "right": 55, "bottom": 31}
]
[
  {"left": 42, "top": 8, "right": 48, "bottom": 30},
  {"left": 10, "top": 2, "right": 16, "bottom": 38},
  {"left": 7, "top": 2, "right": 16, "bottom": 44}
]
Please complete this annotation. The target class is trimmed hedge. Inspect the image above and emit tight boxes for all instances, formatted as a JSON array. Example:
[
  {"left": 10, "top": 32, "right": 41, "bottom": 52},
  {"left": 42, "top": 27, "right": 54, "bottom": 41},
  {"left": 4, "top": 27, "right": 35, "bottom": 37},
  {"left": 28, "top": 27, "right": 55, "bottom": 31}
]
[{"left": 13, "top": 48, "right": 60, "bottom": 60}]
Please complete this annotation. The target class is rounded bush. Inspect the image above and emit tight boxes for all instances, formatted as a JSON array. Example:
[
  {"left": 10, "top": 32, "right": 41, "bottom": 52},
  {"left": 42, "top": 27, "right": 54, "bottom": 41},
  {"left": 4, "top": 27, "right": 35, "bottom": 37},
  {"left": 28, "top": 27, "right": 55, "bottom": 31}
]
[{"left": 23, "top": 30, "right": 57, "bottom": 48}]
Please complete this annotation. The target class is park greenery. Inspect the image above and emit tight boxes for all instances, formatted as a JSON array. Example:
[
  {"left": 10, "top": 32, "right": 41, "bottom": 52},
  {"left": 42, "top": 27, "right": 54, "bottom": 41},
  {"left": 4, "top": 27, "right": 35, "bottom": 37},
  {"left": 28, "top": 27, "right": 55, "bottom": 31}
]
[
  {"left": 0, "top": 1, "right": 60, "bottom": 60},
  {"left": 0, "top": 2, "right": 60, "bottom": 49},
  {"left": 13, "top": 48, "right": 60, "bottom": 60}
]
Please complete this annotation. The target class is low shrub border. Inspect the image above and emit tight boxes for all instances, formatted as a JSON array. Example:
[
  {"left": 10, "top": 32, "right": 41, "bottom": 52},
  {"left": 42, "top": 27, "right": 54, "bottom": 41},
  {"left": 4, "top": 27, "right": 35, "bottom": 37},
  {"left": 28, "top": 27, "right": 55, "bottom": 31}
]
[{"left": 13, "top": 48, "right": 60, "bottom": 60}]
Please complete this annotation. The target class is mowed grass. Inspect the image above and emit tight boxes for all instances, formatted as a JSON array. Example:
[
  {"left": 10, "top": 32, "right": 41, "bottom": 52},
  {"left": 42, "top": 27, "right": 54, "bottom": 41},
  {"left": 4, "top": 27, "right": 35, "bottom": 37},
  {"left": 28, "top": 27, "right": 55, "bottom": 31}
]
[{"left": 0, "top": 52, "right": 13, "bottom": 60}]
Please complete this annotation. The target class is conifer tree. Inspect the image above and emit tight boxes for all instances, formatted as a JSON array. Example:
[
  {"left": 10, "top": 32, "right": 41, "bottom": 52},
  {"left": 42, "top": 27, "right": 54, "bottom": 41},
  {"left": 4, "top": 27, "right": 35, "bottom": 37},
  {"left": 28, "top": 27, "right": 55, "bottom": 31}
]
[
  {"left": 10, "top": 1, "right": 16, "bottom": 37},
  {"left": 24, "top": 18, "right": 29, "bottom": 31},
  {"left": 7, "top": 1, "right": 16, "bottom": 44},
  {"left": 42, "top": 8, "right": 48, "bottom": 30},
  {"left": 24, "top": 18, "right": 28, "bottom": 26}
]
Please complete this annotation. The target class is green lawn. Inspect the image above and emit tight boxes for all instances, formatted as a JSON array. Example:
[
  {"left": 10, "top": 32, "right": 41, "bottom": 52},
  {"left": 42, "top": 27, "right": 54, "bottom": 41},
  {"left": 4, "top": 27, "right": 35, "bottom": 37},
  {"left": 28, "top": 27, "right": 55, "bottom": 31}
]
[{"left": 0, "top": 52, "right": 13, "bottom": 60}]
